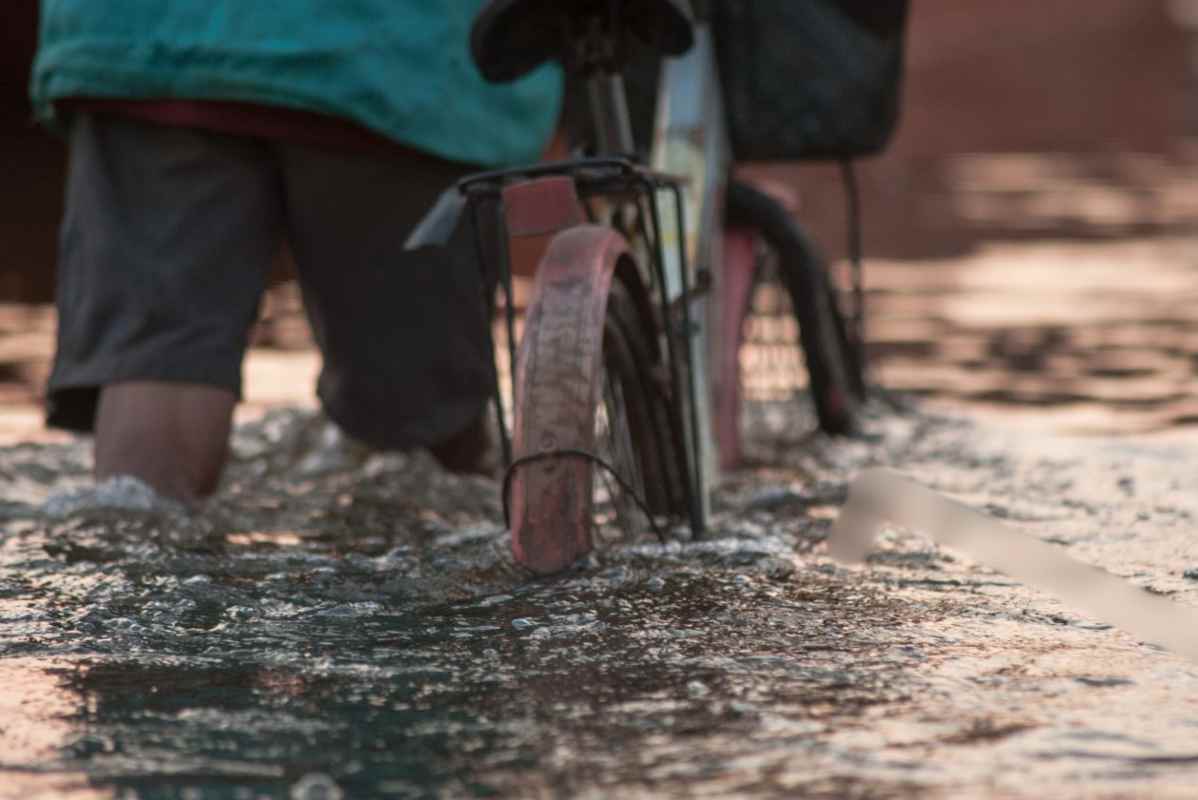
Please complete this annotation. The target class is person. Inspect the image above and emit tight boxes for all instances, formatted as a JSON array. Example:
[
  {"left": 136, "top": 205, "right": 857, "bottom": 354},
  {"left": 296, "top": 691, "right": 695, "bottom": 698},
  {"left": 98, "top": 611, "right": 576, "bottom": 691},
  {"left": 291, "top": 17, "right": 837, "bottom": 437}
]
[{"left": 29, "top": 0, "right": 562, "bottom": 503}]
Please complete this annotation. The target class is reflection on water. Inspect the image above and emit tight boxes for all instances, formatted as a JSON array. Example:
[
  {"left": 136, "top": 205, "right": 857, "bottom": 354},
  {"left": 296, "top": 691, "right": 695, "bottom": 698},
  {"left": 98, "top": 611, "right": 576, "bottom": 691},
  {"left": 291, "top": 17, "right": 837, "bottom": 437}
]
[
  {"left": 865, "top": 234, "right": 1198, "bottom": 435},
  {"left": 0, "top": 659, "right": 114, "bottom": 798},
  {"left": 2, "top": 406, "right": 1198, "bottom": 797},
  {"left": 0, "top": 660, "right": 76, "bottom": 763}
]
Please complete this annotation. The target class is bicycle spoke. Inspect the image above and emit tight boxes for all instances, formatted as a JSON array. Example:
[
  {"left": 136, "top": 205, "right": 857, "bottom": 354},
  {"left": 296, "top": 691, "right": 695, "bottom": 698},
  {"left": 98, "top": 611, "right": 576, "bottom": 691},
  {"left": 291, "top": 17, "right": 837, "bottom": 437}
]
[{"left": 593, "top": 367, "right": 645, "bottom": 544}]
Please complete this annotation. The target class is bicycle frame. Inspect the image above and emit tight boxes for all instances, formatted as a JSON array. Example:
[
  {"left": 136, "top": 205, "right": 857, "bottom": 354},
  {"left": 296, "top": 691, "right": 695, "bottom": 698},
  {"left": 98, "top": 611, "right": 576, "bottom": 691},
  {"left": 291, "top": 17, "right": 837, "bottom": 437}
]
[
  {"left": 459, "top": 11, "right": 737, "bottom": 561},
  {"left": 570, "top": 21, "right": 730, "bottom": 535},
  {"left": 648, "top": 25, "right": 731, "bottom": 530}
]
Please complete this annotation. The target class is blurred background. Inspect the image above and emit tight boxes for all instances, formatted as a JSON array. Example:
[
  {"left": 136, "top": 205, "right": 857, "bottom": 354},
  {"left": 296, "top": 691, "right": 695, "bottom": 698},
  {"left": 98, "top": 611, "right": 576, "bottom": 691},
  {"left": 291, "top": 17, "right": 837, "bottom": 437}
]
[{"left": 1, "top": 0, "right": 1196, "bottom": 443}]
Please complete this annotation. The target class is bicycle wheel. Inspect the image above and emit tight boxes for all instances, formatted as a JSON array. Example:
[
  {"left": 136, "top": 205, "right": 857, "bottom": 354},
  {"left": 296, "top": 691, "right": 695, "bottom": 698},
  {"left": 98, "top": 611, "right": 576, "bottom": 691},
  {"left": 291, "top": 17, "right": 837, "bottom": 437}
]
[
  {"left": 593, "top": 279, "right": 687, "bottom": 542},
  {"left": 509, "top": 230, "right": 687, "bottom": 575},
  {"left": 725, "top": 179, "right": 863, "bottom": 437}
]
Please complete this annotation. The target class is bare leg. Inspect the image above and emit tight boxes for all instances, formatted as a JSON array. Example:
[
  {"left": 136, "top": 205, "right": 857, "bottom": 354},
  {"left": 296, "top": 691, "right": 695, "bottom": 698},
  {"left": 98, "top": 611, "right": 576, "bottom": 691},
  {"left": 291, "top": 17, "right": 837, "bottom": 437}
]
[{"left": 94, "top": 381, "right": 236, "bottom": 504}]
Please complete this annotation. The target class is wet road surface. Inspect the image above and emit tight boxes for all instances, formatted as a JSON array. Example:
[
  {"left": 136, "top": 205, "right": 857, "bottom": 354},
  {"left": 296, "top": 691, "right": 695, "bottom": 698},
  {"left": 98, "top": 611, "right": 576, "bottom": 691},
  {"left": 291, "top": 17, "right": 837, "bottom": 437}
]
[{"left": 3, "top": 403, "right": 1197, "bottom": 799}]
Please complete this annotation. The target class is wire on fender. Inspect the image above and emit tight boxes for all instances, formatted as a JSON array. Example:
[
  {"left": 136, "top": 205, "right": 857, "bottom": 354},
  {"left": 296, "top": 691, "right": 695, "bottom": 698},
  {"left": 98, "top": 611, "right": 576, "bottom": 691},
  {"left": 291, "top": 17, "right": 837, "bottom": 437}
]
[{"left": 501, "top": 448, "right": 668, "bottom": 544}]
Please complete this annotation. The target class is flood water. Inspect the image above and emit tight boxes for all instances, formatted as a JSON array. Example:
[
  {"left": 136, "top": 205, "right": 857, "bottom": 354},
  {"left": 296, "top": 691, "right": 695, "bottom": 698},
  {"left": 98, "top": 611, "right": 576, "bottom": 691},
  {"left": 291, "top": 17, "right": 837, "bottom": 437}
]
[
  {"left": 3, "top": 148, "right": 1198, "bottom": 797},
  {"left": 3, "top": 398, "right": 1198, "bottom": 799}
]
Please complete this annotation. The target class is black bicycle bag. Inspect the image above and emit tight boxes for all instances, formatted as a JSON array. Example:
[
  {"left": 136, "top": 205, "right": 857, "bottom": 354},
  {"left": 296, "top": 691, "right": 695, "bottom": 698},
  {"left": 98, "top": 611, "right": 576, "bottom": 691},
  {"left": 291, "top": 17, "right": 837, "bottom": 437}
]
[{"left": 711, "top": 0, "right": 910, "bottom": 162}]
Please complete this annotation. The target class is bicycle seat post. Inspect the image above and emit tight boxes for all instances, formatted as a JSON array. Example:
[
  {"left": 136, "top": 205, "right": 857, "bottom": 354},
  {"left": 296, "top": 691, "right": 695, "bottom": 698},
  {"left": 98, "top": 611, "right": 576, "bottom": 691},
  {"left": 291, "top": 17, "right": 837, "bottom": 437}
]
[
  {"left": 572, "top": 13, "right": 636, "bottom": 156},
  {"left": 588, "top": 72, "right": 635, "bottom": 156}
]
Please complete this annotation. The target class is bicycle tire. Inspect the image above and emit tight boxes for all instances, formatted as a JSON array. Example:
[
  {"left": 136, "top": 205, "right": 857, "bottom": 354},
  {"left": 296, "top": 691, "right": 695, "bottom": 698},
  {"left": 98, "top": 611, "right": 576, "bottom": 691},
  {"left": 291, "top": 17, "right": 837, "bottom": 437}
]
[
  {"left": 510, "top": 244, "right": 686, "bottom": 574},
  {"left": 725, "top": 179, "right": 863, "bottom": 435}
]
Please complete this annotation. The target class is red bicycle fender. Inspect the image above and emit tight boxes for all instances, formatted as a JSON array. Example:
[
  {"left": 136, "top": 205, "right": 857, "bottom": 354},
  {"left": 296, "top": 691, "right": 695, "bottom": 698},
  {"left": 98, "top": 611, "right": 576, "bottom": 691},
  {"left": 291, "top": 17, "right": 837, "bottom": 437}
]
[
  {"left": 510, "top": 224, "right": 632, "bottom": 574},
  {"left": 502, "top": 176, "right": 587, "bottom": 279},
  {"left": 716, "top": 226, "right": 758, "bottom": 470}
]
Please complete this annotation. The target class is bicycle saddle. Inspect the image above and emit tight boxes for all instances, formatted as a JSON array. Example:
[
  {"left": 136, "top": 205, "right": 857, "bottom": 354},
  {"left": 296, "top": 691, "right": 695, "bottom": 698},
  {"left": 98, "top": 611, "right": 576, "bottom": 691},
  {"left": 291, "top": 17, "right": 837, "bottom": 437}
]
[{"left": 471, "top": 0, "right": 694, "bottom": 83}]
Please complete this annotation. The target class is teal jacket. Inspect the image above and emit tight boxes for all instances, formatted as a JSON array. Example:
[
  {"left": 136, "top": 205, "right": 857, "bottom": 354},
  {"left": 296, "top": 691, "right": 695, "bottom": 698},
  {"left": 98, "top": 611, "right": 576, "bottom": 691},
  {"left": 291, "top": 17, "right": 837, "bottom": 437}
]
[{"left": 30, "top": 0, "right": 562, "bottom": 167}]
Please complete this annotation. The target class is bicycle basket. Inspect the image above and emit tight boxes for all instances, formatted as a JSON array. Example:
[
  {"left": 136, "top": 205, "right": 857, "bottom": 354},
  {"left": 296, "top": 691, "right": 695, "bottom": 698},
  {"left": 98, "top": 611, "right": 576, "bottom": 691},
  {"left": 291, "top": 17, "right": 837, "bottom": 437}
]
[{"left": 711, "top": 0, "right": 909, "bottom": 162}]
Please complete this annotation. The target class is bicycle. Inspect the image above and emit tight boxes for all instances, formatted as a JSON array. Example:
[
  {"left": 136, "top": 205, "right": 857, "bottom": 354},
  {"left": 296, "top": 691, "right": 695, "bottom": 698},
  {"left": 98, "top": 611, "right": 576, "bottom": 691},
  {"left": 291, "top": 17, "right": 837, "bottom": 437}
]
[{"left": 459, "top": 0, "right": 872, "bottom": 574}]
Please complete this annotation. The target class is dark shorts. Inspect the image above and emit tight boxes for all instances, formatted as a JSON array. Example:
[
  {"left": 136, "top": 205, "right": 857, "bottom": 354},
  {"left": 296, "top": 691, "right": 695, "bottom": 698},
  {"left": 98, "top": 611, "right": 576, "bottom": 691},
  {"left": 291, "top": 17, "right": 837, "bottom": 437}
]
[{"left": 49, "top": 113, "right": 496, "bottom": 450}]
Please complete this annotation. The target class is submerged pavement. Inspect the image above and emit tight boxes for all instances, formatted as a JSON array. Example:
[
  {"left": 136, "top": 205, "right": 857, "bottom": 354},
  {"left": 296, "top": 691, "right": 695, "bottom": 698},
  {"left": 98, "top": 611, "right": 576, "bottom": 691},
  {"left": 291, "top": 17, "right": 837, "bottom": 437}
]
[{"left": 2, "top": 403, "right": 1197, "bottom": 798}]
